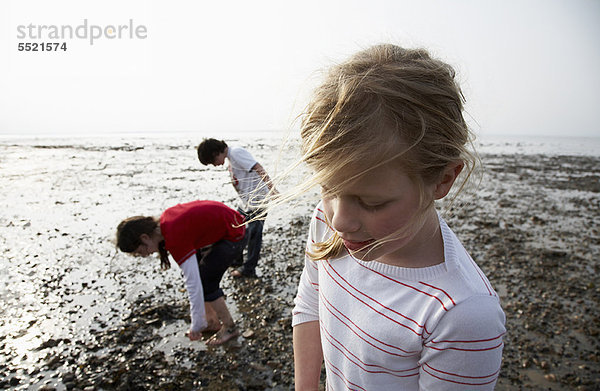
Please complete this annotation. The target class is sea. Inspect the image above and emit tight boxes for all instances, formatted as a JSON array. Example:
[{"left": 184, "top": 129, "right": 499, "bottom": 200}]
[{"left": 0, "top": 131, "right": 599, "bottom": 157}]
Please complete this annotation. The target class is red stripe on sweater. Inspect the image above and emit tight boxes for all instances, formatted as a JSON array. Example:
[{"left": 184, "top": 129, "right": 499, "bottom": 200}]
[
  {"left": 352, "top": 257, "right": 453, "bottom": 311},
  {"left": 316, "top": 208, "right": 336, "bottom": 232},
  {"left": 424, "top": 341, "right": 504, "bottom": 353},
  {"left": 418, "top": 281, "right": 456, "bottom": 306},
  {"left": 423, "top": 362, "right": 500, "bottom": 380},
  {"left": 422, "top": 365, "right": 498, "bottom": 386},
  {"left": 320, "top": 292, "right": 419, "bottom": 356},
  {"left": 325, "top": 260, "right": 425, "bottom": 332},
  {"left": 324, "top": 356, "right": 369, "bottom": 391},
  {"left": 428, "top": 332, "right": 505, "bottom": 345},
  {"left": 321, "top": 323, "right": 420, "bottom": 377},
  {"left": 316, "top": 216, "right": 329, "bottom": 226}
]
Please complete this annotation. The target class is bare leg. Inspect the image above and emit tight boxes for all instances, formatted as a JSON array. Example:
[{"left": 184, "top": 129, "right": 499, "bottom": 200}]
[
  {"left": 207, "top": 297, "right": 233, "bottom": 327},
  {"left": 204, "top": 302, "right": 221, "bottom": 331},
  {"left": 206, "top": 297, "right": 239, "bottom": 345}
]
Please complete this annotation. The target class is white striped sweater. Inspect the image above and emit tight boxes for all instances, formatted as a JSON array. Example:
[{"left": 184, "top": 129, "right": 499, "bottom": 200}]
[{"left": 292, "top": 203, "right": 506, "bottom": 390}]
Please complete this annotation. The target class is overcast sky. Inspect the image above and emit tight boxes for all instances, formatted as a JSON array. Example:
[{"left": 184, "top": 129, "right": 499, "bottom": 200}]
[{"left": 1, "top": 0, "right": 599, "bottom": 138}]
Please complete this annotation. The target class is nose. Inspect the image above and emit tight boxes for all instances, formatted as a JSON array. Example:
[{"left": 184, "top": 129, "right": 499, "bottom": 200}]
[{"left": 329, "top": 197, "right": 361, "bottom": 235}]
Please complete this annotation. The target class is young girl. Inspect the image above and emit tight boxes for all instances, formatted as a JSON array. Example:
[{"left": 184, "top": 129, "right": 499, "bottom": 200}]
[
  {"left": 116, "top": 200, "right": 245, "bottom": 345},
  {"left": 291, "top": 44, "right": 506, "bottom": 389}
]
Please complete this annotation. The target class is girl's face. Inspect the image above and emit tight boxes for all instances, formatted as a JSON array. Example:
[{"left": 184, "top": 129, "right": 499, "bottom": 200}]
[
  {"left": 133, "top": 233, "right": 159, "bottom": 257},
  {"left": 321, "top": 162, "right": 439, "bottom": 267}
]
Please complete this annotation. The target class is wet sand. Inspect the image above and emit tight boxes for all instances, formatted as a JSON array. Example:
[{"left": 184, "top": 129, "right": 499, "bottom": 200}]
[{"left": 0, "top": 135, "right": 598, "bottom": 390}]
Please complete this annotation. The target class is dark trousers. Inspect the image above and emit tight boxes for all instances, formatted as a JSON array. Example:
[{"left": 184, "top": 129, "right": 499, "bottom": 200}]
[
  {"left": 237, "top": 209, "right": 266, "bottom": 275},
  {"left": 197, "top": 238, "right": 244, "bottom": 301}
]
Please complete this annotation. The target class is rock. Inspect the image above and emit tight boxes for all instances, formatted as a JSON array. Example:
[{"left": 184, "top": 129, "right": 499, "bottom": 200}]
[{"left": 249, "top": 362, "right": 269, "bottom": 372}]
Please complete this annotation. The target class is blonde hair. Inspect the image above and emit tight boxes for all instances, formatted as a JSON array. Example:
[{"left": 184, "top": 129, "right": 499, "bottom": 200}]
[{"left": 299, "top": 44, "right": 477, "bottom": 260}]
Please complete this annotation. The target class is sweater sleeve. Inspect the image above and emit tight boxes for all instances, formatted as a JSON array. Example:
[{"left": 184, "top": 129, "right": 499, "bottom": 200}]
[
  {"left": 179, "top": 254, "right": 207, "bottom": 332},
  {"left": 419, "top": 295, "right": 506, "bottom": 390},
  {"left": 292, "top": 208, "right": 322, "bottom": 327}
]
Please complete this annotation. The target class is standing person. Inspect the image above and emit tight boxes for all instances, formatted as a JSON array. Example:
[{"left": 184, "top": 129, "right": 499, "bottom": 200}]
[
  {"left": 116, "top": 200, "right": 245, "bottom": 345},
  {"left": 290, "top": 44, "right": 506, "bottom": 389},
  {"left": 197, "top": 139, "right": 277, "bottom": 278}
]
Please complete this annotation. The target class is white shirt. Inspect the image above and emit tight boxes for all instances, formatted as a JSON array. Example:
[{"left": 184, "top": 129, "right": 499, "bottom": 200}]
[
  {"left": 293, "top": 202, "right": 506, "bottom": 390},
  {"left": 179, "top": 253, "right": 207, "bottom": 332},
  {"left": 227, "top": 146, "right": 269, "bottom": 210}
]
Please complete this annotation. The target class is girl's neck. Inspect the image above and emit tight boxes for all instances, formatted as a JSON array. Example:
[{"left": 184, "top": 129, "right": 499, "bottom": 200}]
[{"left": 379, "top": 208, "right": 444, "bottom": 269}]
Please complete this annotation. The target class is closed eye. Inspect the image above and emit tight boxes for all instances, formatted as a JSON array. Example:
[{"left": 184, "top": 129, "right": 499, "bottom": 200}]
[{"left": 358, "top": 198, "right": 388, "bottom": 211}]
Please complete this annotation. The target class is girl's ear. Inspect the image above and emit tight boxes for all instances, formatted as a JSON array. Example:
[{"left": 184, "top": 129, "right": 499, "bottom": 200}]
[
  {"left": 139, "top": 233, "right": 151, "bottom": 244},
  {"left": 433, "top": 161, "right": 464, "bottom": 200}
]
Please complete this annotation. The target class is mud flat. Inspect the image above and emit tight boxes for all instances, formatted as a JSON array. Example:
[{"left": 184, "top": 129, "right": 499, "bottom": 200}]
[{"left": 0, "top": 135, "right": 598, "bottom": 390}]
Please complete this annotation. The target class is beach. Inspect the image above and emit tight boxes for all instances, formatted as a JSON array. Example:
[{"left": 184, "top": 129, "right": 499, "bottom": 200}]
[{"left": 0, "top": 133, "right": 598, "bottom": 390}]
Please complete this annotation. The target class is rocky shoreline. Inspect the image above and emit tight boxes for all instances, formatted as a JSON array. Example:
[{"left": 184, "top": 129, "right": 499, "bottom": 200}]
[{"left": 1, "top": 220, "right": 309, "bottom": 391}]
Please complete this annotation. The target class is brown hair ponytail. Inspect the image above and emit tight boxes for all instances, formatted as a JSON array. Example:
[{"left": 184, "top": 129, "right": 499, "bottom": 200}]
[{"left": 158, "top": 240, "right": 170, "bottom": 270}]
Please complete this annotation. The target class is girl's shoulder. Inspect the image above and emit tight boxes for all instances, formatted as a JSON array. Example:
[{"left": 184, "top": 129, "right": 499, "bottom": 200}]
[{"left": 437, "top": 216, "right": 502, "bottom": 302}]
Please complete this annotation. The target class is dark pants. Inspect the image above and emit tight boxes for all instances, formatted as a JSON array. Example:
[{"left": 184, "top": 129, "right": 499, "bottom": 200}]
[
  {"left": 197, "top": 238, "right": 245, "bottom": 301},
  {"left": 237, "top": 209, "right": 266, "bottom": 276}
]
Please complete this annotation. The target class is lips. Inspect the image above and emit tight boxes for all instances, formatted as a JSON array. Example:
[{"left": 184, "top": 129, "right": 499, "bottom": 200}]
[{"left": 342, "top": 238, "right": 375, "bottom": 252}]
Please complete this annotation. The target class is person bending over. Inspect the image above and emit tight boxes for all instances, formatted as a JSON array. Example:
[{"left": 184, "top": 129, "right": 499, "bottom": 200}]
[
  {"left": 116, "top": 200, "right": 245, "bottom": 345},
  {"left": 197, "top": 139, "right": 277, "bottom": 278}
]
